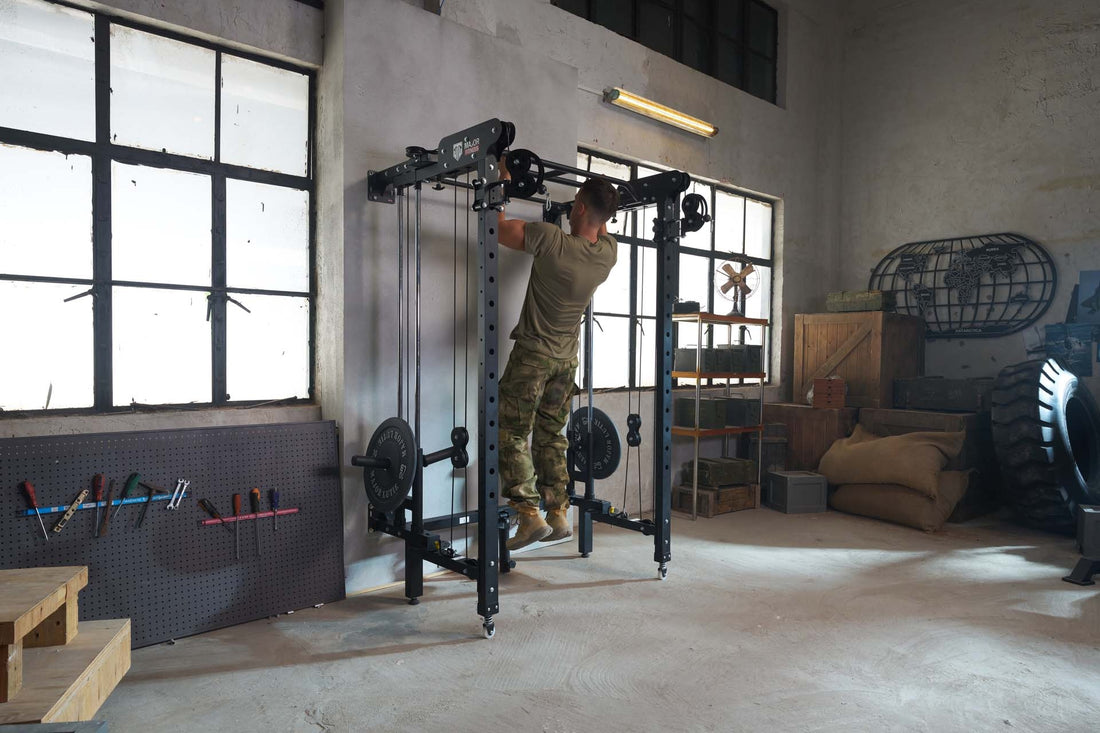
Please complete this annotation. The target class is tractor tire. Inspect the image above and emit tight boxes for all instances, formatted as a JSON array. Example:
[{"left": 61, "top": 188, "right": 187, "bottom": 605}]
[{"left": 991, "top": 359, "right": 1100, "bottom": 534}]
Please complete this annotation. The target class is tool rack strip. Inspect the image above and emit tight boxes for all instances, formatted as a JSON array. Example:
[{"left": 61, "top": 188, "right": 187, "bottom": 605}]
[{"left": 0, "top": 421, "right": 344, "bottom": 648}]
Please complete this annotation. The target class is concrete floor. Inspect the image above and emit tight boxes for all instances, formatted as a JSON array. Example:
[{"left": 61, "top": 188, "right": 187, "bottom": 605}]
[{"left": 98, "top": 508, "right": 1099, "bottom": 732}]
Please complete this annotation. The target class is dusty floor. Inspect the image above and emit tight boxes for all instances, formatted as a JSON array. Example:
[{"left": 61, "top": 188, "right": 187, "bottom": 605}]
[{"left": 98, "top": 508, "right": 1099, "bottom": 732}]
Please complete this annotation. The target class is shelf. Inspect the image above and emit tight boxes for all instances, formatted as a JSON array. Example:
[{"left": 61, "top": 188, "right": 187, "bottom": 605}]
[
  {"left": 672, "top": 425, "right": 763, "bottom": 437},
  {"left": 673, "top": 312, "right": 769, "bottom": 326},
  {"left": 672, "top": 371, "right": 767, "bottom": 380}
]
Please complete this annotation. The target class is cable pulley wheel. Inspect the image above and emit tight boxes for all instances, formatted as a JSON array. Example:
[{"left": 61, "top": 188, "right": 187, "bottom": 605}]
[
  {"left": 353, "top": 417, "right": 418, "bottom": 513},
  {"left": 569, "top": 406, "right": 622, "bottom": 480},
  {"left": 681, "top": 192, "right": 710, "bottom": 234},
  {"left": 504, "top": 148, "right": 545, "bottom": 199}
]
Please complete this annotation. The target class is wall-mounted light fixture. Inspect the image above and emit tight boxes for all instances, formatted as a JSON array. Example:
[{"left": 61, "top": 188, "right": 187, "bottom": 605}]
[{"left": 602, "top": 87, "right": 718, "bottom": 138}]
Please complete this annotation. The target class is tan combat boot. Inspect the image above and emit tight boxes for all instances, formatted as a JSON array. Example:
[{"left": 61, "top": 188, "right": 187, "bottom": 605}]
[
  {"left": 542, "top": 507, "right": 572, "bottom": 541},
  {"left": 507, "top": 503, "right": 551, "bottom": 550}
]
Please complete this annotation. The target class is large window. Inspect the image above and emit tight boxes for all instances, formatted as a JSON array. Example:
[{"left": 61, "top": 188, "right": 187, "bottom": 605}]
[
  {"left": 552, "top": 0, "right": 779, "bottom": 103},
  {"left": 577, "top": 148, "right": 775, "bottom": 390},
  {"left": 0, "top": 0, "right": 314, "bottom": 412}
]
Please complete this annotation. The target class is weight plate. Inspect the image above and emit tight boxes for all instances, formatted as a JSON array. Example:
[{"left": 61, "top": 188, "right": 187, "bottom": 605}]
[
  {"left": 568, "top": 407, "right": 622, "bottom": 480},
  {"left": 362, "top": 417, "right": 418, "bottom": 513}
]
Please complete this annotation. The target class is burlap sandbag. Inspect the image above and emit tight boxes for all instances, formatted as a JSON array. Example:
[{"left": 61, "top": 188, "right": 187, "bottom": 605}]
[
  {"left": 828, "top": 471, "right": 972, "bottom": 532},
  {"left": 816, "top": 424, "right": 965, "bottom": 498}
]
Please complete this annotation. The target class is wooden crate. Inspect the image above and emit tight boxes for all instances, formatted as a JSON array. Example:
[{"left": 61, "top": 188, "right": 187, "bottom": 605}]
[
  {"left": 673, "top": 484, "right": 757, "bottom": 518},
  {"left": 812, "top": 377, "right": 847, "bottom": 408},
  {"left": 762, "top": 403, "right": 858, "bottom": 471},
  {"left": 793, "top": 311, "right": 925, "bottom": 408}
]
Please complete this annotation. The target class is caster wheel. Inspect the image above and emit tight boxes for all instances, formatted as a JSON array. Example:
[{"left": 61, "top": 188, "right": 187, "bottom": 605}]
[
  {"left": 483, "top": 623, "right": 496, "bottom": 639},
  {"left": 407, "top": 598, "right": 420, "bottom": 606},
  {"left": 581, "top": 552, "right": 589, "bottom": 559},
  {"left": 658, "top": 564, "right": 668, "bottom": 580}
]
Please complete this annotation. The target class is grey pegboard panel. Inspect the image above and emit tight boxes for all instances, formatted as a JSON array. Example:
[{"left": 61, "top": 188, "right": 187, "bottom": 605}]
[{"left": 0, "top": 421, "right": 344, "bottom": 648}]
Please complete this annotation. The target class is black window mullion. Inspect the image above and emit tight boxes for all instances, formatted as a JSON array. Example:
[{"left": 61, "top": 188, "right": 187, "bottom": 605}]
[
  {"left": 211, "top": 171, "right": 228, "bottom": 404},
  {"left": 92, "top": 14, "right": 112, "bottom": 410},
  {"left": 307, "top": 72, "right": 318, "bottom": 400},
  {"left": 211, "top": 51, "right": 227, "bottom": 404}
]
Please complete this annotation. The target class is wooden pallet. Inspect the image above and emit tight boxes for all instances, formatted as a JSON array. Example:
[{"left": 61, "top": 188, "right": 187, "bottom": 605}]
[
  {"left": 0, "top": 567, "right": 130, "bottom": 725},
  {"left": 673, "top": 484, "right": 759, "bottom": 518}
]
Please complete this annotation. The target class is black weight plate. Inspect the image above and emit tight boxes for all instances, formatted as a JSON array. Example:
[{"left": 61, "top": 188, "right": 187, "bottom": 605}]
[
  {"left": 362, "top": 417, "right": 418, "bottom": 513},
  {"left": 569, "top": 407, "right": 621, "bottom": 480}
]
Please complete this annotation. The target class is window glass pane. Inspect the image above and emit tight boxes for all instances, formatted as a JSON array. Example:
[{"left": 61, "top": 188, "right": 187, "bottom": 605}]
[
  {"left": 745, "top": 198, "right": 772, "bottom": 259},
  {"left": 0, "top": 147, "right": 92, "bottom": 279},
  {"left": 587, "top": 314, "right": 630, "bottom": 388},
  {"left": 636, "top": 165, "right": 664, "bottom": 177},
  {"left": 716, "top": 0, "right": 743, "bottom": 40},
  {"left": 221, "top": 54, "right": 309, "bottom": 176},
  {"left": 589, "top": 154, "right": 630, "bottom": 182},
  {"left": 226, "top": 179, "right": 309, "bottom": 292},
  {"left": 110, "top": 25, "right": 215, "bottom": 159},
  {"left": 682, "top": 18, "right": 709, "bottom": 73},
  {"left": 680, "top": 181, "right": 712, "bottom": 253},
  {"left": 715, "top": 37, "right": 743, "bottom": 88},
  {"left": 678, "top": 253, "right": 711, "bottom": 311},
  {"left": 553, "top": 0, "right": 588, "bottom": 17},
  {"left": 0, "top": 0, "right": 94, "bottom": 140},
  {"left": 593, "top": 0, "right": 633, "bottom": 38},
  {"left": 746, "top": 53, "right": 776, "bottom": 102},
  {"left": 112, "top": 163, "right": 211, "bottom": 286},
  {"left": 0, "top": 281, "right": 92, "bottom": 409},
  {"left": 113, "top": 286, "right": 210, "bottom": 405},
  {"left": 684, "top": 0, "right": 708, "bottom": 21},
  {"left": 227, "top": 294, "right": 309, "bottom": 401},
  {"left": 714, "top": 189, "right": 745, "bottom": 255},
  {"left": 593, "top": 244, "right": 630, "bottom": 315},
  {"left": 638, "top": 245, "right": 657, "bottom": 317},
  {"left": 638, "top": 1, "right": 675, "bottom": 57},
  {"left": 748, "top": 1, "right": 777, "bottom": 57}
]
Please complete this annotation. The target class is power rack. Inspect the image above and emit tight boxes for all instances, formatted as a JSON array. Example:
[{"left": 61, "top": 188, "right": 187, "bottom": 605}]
[{"left": 356, "top": 119, "right": 692, "bottom": 638}]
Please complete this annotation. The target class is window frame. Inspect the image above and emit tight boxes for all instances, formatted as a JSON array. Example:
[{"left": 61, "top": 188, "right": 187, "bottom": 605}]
[
  {"left": 0, "top": 0, "right": 316, "bottom": 413},
  {"left": 577, "top": 146, "right": 776, "bottom": 391},
  {"left": 553, "top": 0, "right": 779, "bottom": 104}
]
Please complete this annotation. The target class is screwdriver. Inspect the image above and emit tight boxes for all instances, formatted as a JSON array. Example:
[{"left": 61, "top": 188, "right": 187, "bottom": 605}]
[
  {"left": 198, "top": 498, "right": 233, "bottom": 534},
  {"left": 99, "top": 479, "right": 116, "bottom": 537},
  {"left": 249, "top": 488, "right": 261, "bottom": 556},
  {"left": 112, "top": 473, "right": 142, "bottom": 521},
  {"left": 270, "top": 489, "right": 280, "bottom": 533},
  {"left": 233, "top": 493, "right": 241, "bottom": 560},
  {"left": 93, "top": 474, "right": 105, "bottom": 538},
  {"left": 21, "top": 480, "right": 49, "bottom": 541}
]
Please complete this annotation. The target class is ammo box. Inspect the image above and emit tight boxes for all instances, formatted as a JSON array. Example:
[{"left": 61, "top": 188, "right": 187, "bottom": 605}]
[
  {"left": 720, "top": 344, "right": 763, "bottom": 374},
  {"left": 764, "top": 471, "right": 828, "bottom": 513},
  {"left": 893, "top": 377, "right": 995, "bottom": 413},
  {"left": 748, "top": 423, "right": 788, "bottom": 476},
  {"left": 825, "top": 290, "right": 896, "bottom": 312},
  {"left": 682, "top": 457, "right": 757, "bottom": 487},
  {"left": 725, "top": 396, "right": 762, "bottom": 426},
  {"left": 673, "top": 484, "right": 756, "bottom": 518},
  {"left": 675, "top": 397, "right": 726, "bottom": 429}
]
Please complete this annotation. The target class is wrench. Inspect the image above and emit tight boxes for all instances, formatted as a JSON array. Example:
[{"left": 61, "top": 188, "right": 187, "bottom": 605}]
[{"left": 167, "top": 479, "right": 190, "bottom": 510}]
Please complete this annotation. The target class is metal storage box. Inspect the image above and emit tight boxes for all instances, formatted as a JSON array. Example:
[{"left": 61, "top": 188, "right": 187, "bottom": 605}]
[
  {"left": 725, "top": 396, "right": 762, "bottom": 426},
  {"left": 675, "top": 397, "right": 726, "bottom": 429},
  {"left": 1079, "top": 505, "right": 1100, "bottom": 557},
  {"left": 764, "top": 470, "right": 828, "bottom": 513},
  {"left": 826, "top": 289, "right": 896, "bottom": 312},
  {"left": 893, "top": 377, "right": 995, "bottom": 413},
  {"left": 748, "top": 423, "right": 788, "bottom": 476}
]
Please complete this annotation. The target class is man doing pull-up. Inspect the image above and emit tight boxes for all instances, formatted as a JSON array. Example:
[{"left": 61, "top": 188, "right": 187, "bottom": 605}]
[{"left": 495, "top": 161, "right": 621, "bottom": 550}]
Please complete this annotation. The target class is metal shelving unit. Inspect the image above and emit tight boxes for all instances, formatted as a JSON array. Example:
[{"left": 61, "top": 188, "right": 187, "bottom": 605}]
[{"left": 672, "top": 312, "right": 770, "bottom": 520}]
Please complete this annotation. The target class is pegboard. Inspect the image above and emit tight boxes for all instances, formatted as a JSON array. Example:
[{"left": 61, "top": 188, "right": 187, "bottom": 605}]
[{"left": 0, "top": 421, "right": 344, "bottom": 648}]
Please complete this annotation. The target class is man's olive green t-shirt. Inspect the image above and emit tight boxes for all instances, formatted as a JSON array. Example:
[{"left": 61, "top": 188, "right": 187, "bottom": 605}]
[{"left": 509, "top": 221, "right": 617, "bottom": 360}]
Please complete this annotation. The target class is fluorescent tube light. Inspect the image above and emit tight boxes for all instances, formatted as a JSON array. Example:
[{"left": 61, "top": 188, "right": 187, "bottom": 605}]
[{"left": 602, "top": 87, "right": 718, "bottom": 138}]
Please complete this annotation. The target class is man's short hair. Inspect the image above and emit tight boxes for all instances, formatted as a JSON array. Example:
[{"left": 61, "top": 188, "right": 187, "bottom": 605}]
[{"left": 577, "top": 177, "right": 621, "bottom": 224}]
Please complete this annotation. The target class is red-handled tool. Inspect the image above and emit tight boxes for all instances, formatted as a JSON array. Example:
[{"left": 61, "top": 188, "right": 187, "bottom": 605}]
[
  {"left": 93, "top": 474, "right": 106, "bottom": 538},
  {"left": 21, "top": 480, "right": 49, "bottom": 541},
  {"left": 233, "top": 493, "right": 242, "bottom": 560}
]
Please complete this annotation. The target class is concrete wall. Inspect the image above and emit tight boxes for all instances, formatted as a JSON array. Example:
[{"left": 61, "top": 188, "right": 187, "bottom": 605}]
[
  {"left": 839, "top": 0, "right": 1100, "bottom": 378},
  {"left": 329, "top": 0, "right": 846, "bottom": 593}
]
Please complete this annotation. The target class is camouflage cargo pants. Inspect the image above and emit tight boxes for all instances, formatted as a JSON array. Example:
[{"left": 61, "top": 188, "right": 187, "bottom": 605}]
[{"left": 498, "top": 343, "right": 578, "bottom": 510}]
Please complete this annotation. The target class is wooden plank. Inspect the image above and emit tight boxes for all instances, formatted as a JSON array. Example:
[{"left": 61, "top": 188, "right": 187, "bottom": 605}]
[
  {"left": 25, "top": 597, "right": 79, "bottom": 649},
  {"left": 0, "top": 567, "right": 88, "bottom": 645},
  {"left": 0, "top": 619, "right": 130, "bottom": 725},
  {"left": 805, "top": 325, "right": 872, "bottom": 392},
  {"left": 1, "top": 641, "right": 21, "bottom": 703}
]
